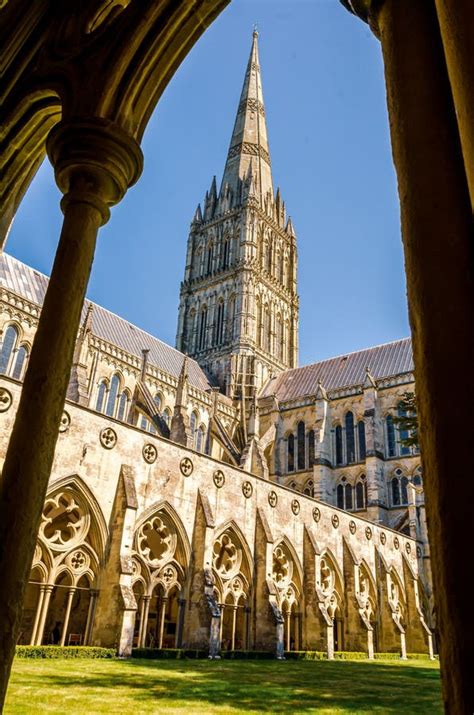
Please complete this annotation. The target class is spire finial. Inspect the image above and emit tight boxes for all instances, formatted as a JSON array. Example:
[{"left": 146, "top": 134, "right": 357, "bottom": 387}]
[{"left": 253, "top": 22, "right": 258, "bottom": 38}]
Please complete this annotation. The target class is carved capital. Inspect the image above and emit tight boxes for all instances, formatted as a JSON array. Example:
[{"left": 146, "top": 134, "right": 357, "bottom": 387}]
[
  {"left": 339, "top": 0, "right": 385, "bottom": 34},
  {"left": 46, "top": 118, "right": 143, "bottom": 225}
]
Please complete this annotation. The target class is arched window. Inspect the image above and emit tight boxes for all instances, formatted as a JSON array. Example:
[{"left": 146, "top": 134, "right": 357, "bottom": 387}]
[
  {"left": 386, "top": 415, "right": 396, "bottom": 457},
  {"left": 308, "top": 429, "right": 315, "bottom": 467},
  {"left": 163, "top": 407, "right": 171, "bottom": 426},
  {"left": 11, "top": 344, "right": 28, "bottom": 380},
  {"left": 391, "top": 477, "right": 401, "bottom": 506},
  {"left": 335, "top": 425, "right": 343, "bottom": 465},
  {"left": 196, "top": 424, "right": 206, "bottom": 453},
  {"left": 287, "top": 434, "right": 295, "bottom": 472},
  {"left": 117, "top": 390, "right": 129, "bottom": 422},
  {"left": 337, "top": 477, "right": 353, "bottom": 510},
  {"left": 297, "top": 421, "right": 305, "bottom": 470},
  {"left": 397, "top": 402, "right": 411, "bottom": 456},
  {"left": 222, "top": 239, "right": 230, "bottom": 270},
  {"left": 355, "top": 481, "right": 365, "bottom": 509},
  {"left": 337, "top": 483, "right": 344, "bottom": 509},
  {"left": 227, "top": 296, "right": 235, "bottom": 342},
  {"left": 401, "top": 476, "right": 409, "bottom": 505},
  {"left": 413, "top": 466, "right": 422, "bottom": 487},
  {"left": 345, "top": 483, "right": 353, "bottom": 510},
  {"left": 303, "top": 480, "right": 314, "bottom": 496},
  {"left": 190, "top": 411, "right": 198, "bottom": 446},
  {"left": 345, "top": 412, "right": 355, "bottom": 463},
  {"left": 140, "top": 414, "right": 149, "bottom": 431},
  {"left": 96, "top": 381, "right": 107, "bottom": 413},
  {"left": 198, "top": 307, "right": 208, "bottom": 350},
  {"left": 215, "top": 301, "right": 225, "bottom": 346},
  {"left": 105, "top": 374, "right": 120, "bottom": 417},
  {"left": 358, "top": 420, "right": 366, "bottom": 461},
  {"left": 0, "top": 324, "right": 18, "bottom": 374},
  {"left": 154, "top": 393, "right": 162, "bottom": 413},
  {"left": 206, "top": 244, "right": 213, "bottom": 274}
]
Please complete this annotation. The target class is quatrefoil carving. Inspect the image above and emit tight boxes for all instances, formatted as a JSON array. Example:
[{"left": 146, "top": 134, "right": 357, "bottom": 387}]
[
  {"left": 67, "top": 549, "right": 90, "bottom": 573},
  {"left": 100, "top": 427, "right": 117, "bottom": 449},
  {"left": 137, "top": 514, "right": 176, "bottom": 568},
  {"left": 213, "top": 532, "right": 241, "bottom": 580},
  {"left": 268, "top": 490, "right": 278, "bottom": 508},
  {"left": 143, "top": 443, "right": 157, "bottom": 464},
  {"left": 213, "top": 470, "right": 225, "bottom": 488},
  {"left": 180, "top": 457, "right": 193, "bottom": 476},
  {"left": 242, "top": 481, "right": 253, "bottom": 498},
  {"left": 40, "top": 491, "right": 89, "bottom": 552},
  {"left": 0, "top": 387, "right": 12, "bottom": 412},
  {"left": 59, "top": 411, "right": 71, "bottom": 433}
]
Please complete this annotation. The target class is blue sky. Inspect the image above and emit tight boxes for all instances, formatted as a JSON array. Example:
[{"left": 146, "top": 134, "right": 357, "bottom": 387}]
[{"left": 6, "top": 0, "right": 409, "bottom": 366}]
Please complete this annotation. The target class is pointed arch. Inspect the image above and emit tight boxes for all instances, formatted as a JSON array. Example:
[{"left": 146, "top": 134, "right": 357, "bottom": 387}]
[
  {"left": 134, "top": 500, "right": 191, "bottom": 568},
  {"left": 319, "top": 547, "right": 344, "bottom": 597},
  {"left": 46, "top": 475, "right": 108, "bottom": 557},
  {"left": 213, "top": 519, "right": 253, "bottom": 583},
  {"left": 273, "top": 534, "right": 303, "bottom": 592}
]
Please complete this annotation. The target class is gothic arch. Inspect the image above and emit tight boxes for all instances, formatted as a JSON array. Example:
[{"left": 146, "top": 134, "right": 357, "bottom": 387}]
[
  {"left": 45, "top": 474, "right": 108, "bottom": 557},
  {"left": 272, "top": 535, "right": 304, "bottom": 594},
  {"left": 134, "top": 500, "right": 191, "bottom": 570}
]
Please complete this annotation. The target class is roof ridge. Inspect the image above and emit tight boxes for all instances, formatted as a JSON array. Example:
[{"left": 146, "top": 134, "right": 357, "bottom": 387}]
[
  {"left": 2, "top": 253, "right": 209, "bottom": 383},
  {"left": 285, "top": 336, "right": 412, "bottom": 375}
]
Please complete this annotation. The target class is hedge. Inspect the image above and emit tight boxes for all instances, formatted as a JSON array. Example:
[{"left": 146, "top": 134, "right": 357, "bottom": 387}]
[
  {"left": 131, "top": 648, "right": 435, "bottom": 661},
  {"left": 16, "top": 646, "right": 116, "bottom": 659}
]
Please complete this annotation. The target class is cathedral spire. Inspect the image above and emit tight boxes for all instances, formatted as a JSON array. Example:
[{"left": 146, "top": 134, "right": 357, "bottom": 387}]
[{"left": 221, "top": 29, "right": 273, "bottom": 204}]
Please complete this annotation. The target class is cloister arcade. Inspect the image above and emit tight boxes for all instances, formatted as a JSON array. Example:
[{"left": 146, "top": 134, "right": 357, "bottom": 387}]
[{"left": 18, "top": 478, "right": 106, "bottom": 647}]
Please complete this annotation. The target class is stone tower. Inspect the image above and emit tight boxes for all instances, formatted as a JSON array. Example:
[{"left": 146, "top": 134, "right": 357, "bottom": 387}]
[{"left": 176, "top": 31, "right": 299, "bottom": 398}]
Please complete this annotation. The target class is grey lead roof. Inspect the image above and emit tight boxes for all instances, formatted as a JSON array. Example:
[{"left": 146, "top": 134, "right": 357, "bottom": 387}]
[
  {"left": 0, "top": 253, "right": 213, "bottom": 392},
  {"left": 261, "top": 338, "right": 413, "bottom": 402}
]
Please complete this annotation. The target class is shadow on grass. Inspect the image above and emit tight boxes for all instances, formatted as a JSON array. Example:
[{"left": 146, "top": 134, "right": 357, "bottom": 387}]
[{"left": 13, "top": 659, "right": 443, "bottom": 713}]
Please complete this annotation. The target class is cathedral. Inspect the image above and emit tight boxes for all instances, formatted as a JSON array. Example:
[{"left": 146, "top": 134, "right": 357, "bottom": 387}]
[{"left": 0, "top": 31, "right": 433, "bottom": 658}]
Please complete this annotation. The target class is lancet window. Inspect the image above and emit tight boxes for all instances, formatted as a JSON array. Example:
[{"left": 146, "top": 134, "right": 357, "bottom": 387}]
[
  {"left": 198, "top": 307, "right": 208, "bottom": 350},
  {"left": 345, "top": 411, "right": 355, "bottom": 463},
  {"left": 294, "top": 421, "right": 304, "bottom": 471},
  {"left": 287, "top": 434, "right": 295, "bottom": 472},
  {"left": 0, "top": 324, "right": 29, "bottom": 379},
  {"left": 391, "top": 469, "right": 409, "bottom": 506}
]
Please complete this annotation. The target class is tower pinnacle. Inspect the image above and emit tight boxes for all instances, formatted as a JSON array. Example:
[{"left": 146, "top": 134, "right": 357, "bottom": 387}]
[{"left": 221, "top": 30, "right": 273, "bottom": 205}]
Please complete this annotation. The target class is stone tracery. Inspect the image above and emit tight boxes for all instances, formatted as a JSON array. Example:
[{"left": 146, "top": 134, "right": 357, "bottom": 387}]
[{"left": 20, "top": 482, "right": 103, "bottom": 648}]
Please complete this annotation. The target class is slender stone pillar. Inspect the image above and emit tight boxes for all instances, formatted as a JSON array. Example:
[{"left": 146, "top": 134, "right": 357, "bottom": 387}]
[
  {"left": 158, "top": 598, "right": 167, "bottom": 649},
  {"left": 30, "top": 586, "right": 46, "bottom": 646},
  {"left": 84, "top": 590, "right": 98, "bottom": 646},
  {"left": 0, "top": 117, "right": 142, "bottom": 705},
  {"left": 373, "top": 1, "right": 474, "bottom": 709},
  {"left": 34, "top": 585, "right": 54, "bottom": 645},
  {"left": 434, "top": 0, "right": 474, "bottom": 209},
  {"left": 140, "top": 596, "right": 151, "bottom": 648},
  {"left": 60, "top": 588, "right": 76, "bottom": 646},
  {"left": 137, "top": 597, "right": 146, "bottom": 648},
  {"left": 176, "top": 599, "right": 186, "bottom": 648}
]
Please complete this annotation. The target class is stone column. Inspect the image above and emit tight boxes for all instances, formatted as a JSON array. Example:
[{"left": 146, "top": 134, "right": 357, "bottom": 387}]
[
  {"left": 34, "top": 585, "right": 54, "bottom": 645},
  {"left": 60, "top": 588, "right": 76, "bottom": 646},
  {"left": 84, "top": 590, "right": 98, "bottom": 646},
  {"left": 340, "top": 0, "right": 474, "bottom": 708},
  {"left": 176, "top": 599, "right": 186, "bottom": 648},
  {"left": 30, "top": 586, "right": 46, "bottom": 646},
  {"left": 158, "top": 597, "right": 167, "bottom": 649},
  {"left": 434, "top": 0, "right": 474, "bottom": 208},
  {"left": 0, "top": 118, "right": 142, "bottom": 700},
  {"left": 139, "top": 596, "right": 151, "bottom": 648}
]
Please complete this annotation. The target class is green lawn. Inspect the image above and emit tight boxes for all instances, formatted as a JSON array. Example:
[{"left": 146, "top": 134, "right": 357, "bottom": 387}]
[{"left": 5, "top": 658, "right": 442, "bottom": 714}]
